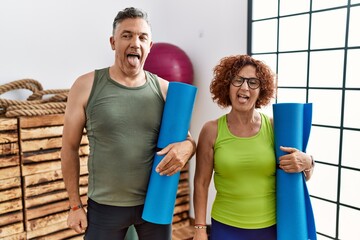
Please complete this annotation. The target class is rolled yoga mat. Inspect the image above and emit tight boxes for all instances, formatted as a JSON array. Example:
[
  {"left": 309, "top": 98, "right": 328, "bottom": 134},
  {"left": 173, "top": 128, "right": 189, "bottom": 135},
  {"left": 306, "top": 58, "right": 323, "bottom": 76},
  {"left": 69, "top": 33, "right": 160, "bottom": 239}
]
[
  {"left": 142, "top": 82, "right": 197, "bottom": 224},
  {"left": 273, "top": 103, "right": 317, "bottom": 240}
]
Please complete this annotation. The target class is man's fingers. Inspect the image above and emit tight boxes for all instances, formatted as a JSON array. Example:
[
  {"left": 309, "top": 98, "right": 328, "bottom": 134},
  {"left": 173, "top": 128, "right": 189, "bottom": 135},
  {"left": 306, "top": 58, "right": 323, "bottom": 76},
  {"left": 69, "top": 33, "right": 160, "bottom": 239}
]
[
  {"left": 156, "top": 156, "right": 171, "bottom": 173},
  {"left": 80, "top": 218, "right": 88, "bottom": 230},
  {"left": 74, "top": 225, "right": 84, "bottom": 233},
  {"left": 157, "top": 163, "right": 181, "bottom": 176}
]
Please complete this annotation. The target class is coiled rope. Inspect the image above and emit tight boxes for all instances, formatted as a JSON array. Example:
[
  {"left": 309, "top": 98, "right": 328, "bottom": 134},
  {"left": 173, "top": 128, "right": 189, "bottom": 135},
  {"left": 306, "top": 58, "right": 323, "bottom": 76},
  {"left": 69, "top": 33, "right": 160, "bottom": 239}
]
[{"left": 0, "top": 79, "right": 69, "bottom": 117}]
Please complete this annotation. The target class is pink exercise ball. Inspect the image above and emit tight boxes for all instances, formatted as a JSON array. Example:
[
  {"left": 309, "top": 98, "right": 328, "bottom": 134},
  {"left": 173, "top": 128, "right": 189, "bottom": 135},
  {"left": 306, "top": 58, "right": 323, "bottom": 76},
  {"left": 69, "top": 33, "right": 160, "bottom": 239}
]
[{"left": 144, "top": 42, "right": 194, "bottom": 84}]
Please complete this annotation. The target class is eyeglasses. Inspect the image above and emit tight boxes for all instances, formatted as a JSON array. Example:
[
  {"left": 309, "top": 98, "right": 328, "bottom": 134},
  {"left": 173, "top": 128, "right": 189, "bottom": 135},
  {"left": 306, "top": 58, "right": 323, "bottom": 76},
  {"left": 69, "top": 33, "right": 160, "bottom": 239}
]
[{"left": 231, "top": 77, "right": 261, "bottom": 90}]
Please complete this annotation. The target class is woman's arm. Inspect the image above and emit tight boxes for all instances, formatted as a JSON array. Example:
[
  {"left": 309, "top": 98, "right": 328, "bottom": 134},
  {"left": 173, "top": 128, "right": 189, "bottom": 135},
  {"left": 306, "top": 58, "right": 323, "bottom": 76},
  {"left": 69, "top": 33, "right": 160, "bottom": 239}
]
[{"left": 193, "top": 121, "right": 217, "bottom": 239}]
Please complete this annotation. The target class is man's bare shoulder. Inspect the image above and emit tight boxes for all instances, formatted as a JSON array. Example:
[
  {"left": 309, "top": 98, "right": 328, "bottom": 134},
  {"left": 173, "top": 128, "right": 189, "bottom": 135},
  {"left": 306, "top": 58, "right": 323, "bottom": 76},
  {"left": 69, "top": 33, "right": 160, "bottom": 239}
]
[
  {"left": 156, "top": 76, "right": 169, "bottom": 100},
  {"left": 67, "top": 71, "right": 95, "bottom": 107},
  {"left": 71, "top": 71, "right": 95, "bottom": 90}
]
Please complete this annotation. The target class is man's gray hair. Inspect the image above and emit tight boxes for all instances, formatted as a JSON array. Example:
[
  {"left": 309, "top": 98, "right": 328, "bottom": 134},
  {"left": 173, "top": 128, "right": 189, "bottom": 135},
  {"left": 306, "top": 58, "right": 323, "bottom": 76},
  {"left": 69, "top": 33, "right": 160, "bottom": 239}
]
[{"left": 112, "top": 7, "right": 150, "bottom": 35}]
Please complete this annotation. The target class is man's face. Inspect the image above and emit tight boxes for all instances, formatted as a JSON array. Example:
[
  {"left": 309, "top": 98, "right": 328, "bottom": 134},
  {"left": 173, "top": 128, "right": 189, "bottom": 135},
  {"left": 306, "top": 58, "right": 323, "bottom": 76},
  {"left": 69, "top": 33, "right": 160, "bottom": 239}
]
[{"left": 110, "top": 18, "right": 153, "bottom": 75}]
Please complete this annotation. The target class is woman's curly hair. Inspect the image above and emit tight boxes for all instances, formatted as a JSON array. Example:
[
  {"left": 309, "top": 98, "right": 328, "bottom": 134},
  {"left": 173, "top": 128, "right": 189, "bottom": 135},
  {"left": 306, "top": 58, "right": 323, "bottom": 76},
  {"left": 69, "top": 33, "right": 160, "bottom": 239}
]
[{"left": 210, "top": 55, "right": 276, "bottom": 109}]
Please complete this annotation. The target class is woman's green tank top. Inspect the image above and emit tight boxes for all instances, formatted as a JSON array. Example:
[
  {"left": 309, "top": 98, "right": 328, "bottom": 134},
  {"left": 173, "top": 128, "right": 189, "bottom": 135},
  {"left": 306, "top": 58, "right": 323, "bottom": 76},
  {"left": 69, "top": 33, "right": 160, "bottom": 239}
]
[{"left": 211, "top": 113, "right": 276, "bottom": 229}]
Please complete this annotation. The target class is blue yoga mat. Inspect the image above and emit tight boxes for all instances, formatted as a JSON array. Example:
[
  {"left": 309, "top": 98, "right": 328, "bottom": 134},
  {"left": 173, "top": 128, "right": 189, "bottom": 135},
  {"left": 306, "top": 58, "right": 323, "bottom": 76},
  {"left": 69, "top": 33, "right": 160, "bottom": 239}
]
[
  {"left": 273, "top": 103, "right": 317, "bottom": 240},
  {"left": 142, "top": 82, "right": 197, "bottom": 224}
]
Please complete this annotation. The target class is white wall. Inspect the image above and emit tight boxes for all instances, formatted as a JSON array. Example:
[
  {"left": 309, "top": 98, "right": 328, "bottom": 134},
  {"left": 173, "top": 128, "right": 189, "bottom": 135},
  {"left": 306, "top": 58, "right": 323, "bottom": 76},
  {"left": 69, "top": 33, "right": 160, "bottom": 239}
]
[{"left": 0, "top": 0, "right": 247, "bottom": 224}]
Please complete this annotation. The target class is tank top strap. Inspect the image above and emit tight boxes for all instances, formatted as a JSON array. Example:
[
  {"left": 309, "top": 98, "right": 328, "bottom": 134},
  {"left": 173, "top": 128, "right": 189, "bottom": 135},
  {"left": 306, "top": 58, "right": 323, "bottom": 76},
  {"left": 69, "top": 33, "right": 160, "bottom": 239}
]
[{"left": 145, "top": 71, "right": 164, "bottom": 101}]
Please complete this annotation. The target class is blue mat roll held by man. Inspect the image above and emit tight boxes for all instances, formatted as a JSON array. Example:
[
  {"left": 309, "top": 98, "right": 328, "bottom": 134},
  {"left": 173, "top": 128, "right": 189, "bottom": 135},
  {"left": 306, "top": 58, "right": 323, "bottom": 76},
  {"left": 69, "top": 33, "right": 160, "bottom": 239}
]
[{"left": 142, "top": 82, "right": 197, "bottom": 224}]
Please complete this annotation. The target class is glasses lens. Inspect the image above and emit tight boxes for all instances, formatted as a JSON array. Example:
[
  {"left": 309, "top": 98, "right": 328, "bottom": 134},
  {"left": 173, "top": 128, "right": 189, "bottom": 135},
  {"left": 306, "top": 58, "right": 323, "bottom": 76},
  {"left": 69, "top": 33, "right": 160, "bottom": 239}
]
[
  {"left": 248, "top": 79, "right": 260, "bottom": 89},
  {"left": 231, "top": 78, "right": 244, "bottom": 87},
  {"left": 232, "top": 77, "right": 260, "bottom": 89}
]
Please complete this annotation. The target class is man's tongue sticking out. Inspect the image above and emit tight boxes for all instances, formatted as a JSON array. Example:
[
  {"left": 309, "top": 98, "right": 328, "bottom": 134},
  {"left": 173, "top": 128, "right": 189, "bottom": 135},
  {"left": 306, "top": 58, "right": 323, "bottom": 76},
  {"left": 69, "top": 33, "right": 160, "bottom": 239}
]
[{"left": 128, "top": 55, "right": 140, "bottom": 68}]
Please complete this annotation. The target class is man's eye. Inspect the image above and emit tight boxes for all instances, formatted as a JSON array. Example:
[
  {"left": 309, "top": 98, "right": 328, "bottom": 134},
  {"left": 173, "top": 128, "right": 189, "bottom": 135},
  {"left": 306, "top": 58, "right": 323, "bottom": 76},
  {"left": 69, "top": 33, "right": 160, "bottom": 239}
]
[
  {"left": 122, "top": 34, "right": 131, "bottom": 39},
  {"left": 140, "top": 35, "right": 148, "bottom": 41}
]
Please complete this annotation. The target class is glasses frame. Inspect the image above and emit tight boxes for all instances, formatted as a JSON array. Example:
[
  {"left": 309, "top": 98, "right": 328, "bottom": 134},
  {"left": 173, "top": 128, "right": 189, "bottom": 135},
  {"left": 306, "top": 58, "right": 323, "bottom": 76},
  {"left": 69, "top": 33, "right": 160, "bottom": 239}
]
[{"left": 231, "top": 76, "right": 261, "bottom": 90}]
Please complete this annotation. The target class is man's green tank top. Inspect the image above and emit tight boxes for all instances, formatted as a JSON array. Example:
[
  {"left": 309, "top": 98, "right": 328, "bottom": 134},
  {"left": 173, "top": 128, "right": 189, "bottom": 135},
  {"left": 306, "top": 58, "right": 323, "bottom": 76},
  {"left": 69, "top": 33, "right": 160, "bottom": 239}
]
[
  {"left": 85, "top": 68, "right": 164, "bottom": 206},
  {"left": 211, "top": 113, "right": 276, "bottom": 229}
]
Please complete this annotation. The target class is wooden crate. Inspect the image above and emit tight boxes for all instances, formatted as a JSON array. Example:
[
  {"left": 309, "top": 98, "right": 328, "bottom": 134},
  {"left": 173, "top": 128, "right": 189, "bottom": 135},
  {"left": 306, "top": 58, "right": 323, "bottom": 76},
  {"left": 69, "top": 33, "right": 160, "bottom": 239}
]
[
  {"left": 172, "top": 165, "right": 191, "bottom": 230},
  {"left": 0, "top": 117, "right": 25, "bottom": 239},
  {"left": 172, "top": 225, "right": 195, "bottom": 240},
  {"left": 18, "top": 114, "right": 89, "bottom": 239},
  {"left": 1, "top": 114, "right": 195, "bottom": 239}
]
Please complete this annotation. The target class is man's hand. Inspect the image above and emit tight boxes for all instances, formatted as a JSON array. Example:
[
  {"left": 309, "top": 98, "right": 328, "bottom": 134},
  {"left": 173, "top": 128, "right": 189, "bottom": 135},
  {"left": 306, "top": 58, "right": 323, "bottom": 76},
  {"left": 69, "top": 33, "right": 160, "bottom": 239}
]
[
  {"left": 156, "top": 139, "right": 195, "bottom": 176},
  {"left": 67, "top": 208, "right": 87, "bottom": 233}
]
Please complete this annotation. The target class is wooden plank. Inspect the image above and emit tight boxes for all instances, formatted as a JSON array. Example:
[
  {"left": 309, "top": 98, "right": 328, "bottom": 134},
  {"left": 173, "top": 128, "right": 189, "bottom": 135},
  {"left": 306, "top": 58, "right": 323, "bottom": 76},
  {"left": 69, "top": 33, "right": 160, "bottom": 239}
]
[
  {"left": 0, "top": 155, "right": 19, "bottom": 168},
  {"left": 24, "top": 175, "right": 88, "bottom": 198},
  {"left": 21, "top": 135, "right": 88, "bottom": 153},
  {"left": 0, "top": 166, "right": 20, "bottom": 180},
  {"left": 21, "top": 137, "right": 62, "bottom": 153},
  {"left": 23, "top": 169, "right": 63, "bottom": 187},
  {"left": 175, "top": 195, "right": 190, "bottom": 206},
  {"left": 172, "top": 225, "right": 194, "bottom": 240},
  {"left": 0, "top": 211, "right": 23, "bottom": 226},
  {"left": 181, "top": 163, "right": 189, "bottom": 172},
  {"left": 172, "top": 211, "right": 189, "bottom": 223},
  {"left": 79, "top": 145, "right": 90, "bottom": 156},
  {"left": 0, "top": 232, "right": 26, "bottom": 240},
  {"left": 0, "top": 118, "right": 17, "bottom": 131},
  {"left": 24, "top": 165, "right": 88, "bottom": 187},
  {"left": 0, "top": 198, "right": 22, "bottom": 215},
  {"left": 177, "top": 180, "right": 190, "bottom": 196},
  {"left": 22, "top": 145, "right": 88, "bottom": 164},
  {"left": 180, "top": 171, "right": 189, "bottom": 181},
  {"left": 173, "top": 203, "right": 190, "bottom": 215},
  {"left": 21, "top": 156, "right": 88, "bottom": 176},
  {"left": 26, "top": 211, "right": 68, "bottom": 231},
  {"left": 0, "top": 132, "right": 18, "bottom": 144},
  {"left": 24, "top": 186, "right": 87, "bottom": 209},
  {"left": 67, "top": 235, "right": 85, "bottom": 240},
  {"left": 0, "top": 222, "right": 24, "bottom": 239},
  {"left": 21, "top": 160, "right": 61, "bottom": 176},
  {"left": 22, "top": 150, "right": 61, "bottom": 164},
  {"left": 0, "top": 177, "right": 21, "bottom": 191},
  {"left": 20, "top": 126, "right": 63, "bottom": 140},
  {"left": 172, "top": 219, "right": 190, "bottom": 230},
  {"left": 24, "top": 180, "right": 66, "bottom": 198},
  {"left": 25, "top": 195, "right": 87, "bottom": 220},
  {"left": 18, "top": 114, "right": 64, "bottom": 128},
  {"left": 36, "top": 228, "right": 83, "bottom": 240},
  {"left": 26, "top": 220, "right": 68, "bottom": 239},
  {"left": 0, "top": 188, "right": 22, "bottom": 202},
  {"left": 0, "top": 142, "right": 19, "bottom": 156}
]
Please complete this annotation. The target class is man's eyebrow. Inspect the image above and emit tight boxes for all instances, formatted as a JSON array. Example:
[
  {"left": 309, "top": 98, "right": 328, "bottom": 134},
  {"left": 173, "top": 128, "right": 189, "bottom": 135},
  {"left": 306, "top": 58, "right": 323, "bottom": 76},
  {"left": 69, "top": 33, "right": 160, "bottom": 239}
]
[{"left": 121, "top": 30, "right": 149, "bottom": 36}]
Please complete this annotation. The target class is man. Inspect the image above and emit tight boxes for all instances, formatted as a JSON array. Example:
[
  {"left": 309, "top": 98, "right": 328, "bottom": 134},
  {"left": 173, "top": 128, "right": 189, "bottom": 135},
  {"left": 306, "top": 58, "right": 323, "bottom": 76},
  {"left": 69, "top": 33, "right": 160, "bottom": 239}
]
[{"left": 61, "top": 7, "right": 196, "bottom": 240}]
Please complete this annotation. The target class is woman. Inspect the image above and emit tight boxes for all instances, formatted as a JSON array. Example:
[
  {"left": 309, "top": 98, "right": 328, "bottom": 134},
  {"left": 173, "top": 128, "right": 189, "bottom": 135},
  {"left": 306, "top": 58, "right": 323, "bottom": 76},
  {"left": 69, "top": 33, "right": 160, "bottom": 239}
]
[{"left": 193, "top": 55, "right": 314, "bottom": 240}]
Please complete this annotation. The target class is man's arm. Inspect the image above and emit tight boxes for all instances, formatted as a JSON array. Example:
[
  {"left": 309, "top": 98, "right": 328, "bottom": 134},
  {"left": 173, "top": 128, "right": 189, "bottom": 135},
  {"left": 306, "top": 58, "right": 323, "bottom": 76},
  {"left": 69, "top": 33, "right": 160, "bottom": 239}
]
[
  {"left": 61, "top": 72, "right": 94, "bottom": 233},
  {"left": 155, "top": 131, "right": 196, "bottom": 176}
]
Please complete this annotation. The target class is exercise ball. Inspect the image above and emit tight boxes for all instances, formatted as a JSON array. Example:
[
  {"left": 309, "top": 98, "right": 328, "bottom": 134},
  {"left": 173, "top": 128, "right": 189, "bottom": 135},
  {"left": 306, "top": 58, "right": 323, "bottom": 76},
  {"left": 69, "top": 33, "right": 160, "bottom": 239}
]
[{"left": 144, "top": 42, "right": 194, "bottom": 84}]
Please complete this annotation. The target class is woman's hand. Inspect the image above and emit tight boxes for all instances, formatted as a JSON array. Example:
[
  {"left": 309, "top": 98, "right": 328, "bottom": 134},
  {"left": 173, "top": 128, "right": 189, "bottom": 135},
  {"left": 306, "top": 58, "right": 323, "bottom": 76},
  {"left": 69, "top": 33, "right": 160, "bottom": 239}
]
[
  {"left": 193, "top": 228, "right": 208, "bottom": 240},
  {"left": 278, "top": 146, "right": 312, "bottom": 173}
]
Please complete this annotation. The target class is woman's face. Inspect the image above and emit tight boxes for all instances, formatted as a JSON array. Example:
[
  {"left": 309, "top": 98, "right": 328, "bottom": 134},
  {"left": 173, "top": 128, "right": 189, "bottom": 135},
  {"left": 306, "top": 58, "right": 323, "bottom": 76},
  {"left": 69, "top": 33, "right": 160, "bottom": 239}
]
[{"left": 229, "top": 65, "right": 260, "bottom": 112}]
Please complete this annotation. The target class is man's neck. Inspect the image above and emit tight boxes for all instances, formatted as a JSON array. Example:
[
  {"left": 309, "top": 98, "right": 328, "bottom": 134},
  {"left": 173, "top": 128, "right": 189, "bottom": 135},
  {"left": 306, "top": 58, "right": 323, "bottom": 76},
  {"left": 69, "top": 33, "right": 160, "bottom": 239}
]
[{"left": 109, "top": 65, "right": 146, "bottom": 87}]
